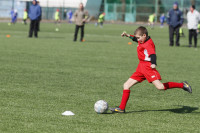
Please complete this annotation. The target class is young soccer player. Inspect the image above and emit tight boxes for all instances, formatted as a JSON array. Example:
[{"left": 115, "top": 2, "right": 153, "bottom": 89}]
[{"left": 110, "top": 26, "right": 192, "bottom": 113}]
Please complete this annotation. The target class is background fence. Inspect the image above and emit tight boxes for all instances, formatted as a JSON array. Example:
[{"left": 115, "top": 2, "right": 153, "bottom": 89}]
[
  {"left": 104, "top": 0, "right": 200, "bottom": 22},
  {"left": 0, "top": 0, "right": 200, "bottom": 22},
  {"left": 0, "top": 0, "right": 102, "bottom": 20}
]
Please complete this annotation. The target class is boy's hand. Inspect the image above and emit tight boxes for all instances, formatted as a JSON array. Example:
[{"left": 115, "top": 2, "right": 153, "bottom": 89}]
[
  {"left": 121, "top": 32, "right": 130, "bottom": 37},
  {"left": 151, "top": 64, "right": 156, "bottom": 69}
]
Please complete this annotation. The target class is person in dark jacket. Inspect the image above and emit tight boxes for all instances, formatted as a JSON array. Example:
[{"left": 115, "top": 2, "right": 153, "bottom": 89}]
[
  {"left": 167, "top": 2, "right": 184, "bottom": 46},
  {"left": 28, "top": 0, "right": 41, "bottom": 38},
  {"left": 37, "top": 1, "right": 42, "bottom": 31}
]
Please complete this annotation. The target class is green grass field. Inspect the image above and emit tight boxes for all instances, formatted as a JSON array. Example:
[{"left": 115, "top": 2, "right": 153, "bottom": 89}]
[{"left": 0, "top": 22, "right": 200, "bottom": 133}]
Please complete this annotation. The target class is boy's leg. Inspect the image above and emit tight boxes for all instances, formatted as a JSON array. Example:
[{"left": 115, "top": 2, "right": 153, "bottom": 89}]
[
  {"left": 110, "top": 78, "right": 138, "bottom": 113},
  {"left": 119, "top": 78, "right": 138, "bottom": 109},
  {"left": 152, "top": 80, "right": 192, "bottom": 93}
]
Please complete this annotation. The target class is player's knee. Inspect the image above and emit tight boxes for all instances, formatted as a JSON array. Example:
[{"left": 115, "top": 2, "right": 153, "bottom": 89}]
[
  {"left": 123, "top": 83, "right": 130, "bottom": 90},
  {"left": 156, "top": 84, "right": 164, "bottom": 90}
]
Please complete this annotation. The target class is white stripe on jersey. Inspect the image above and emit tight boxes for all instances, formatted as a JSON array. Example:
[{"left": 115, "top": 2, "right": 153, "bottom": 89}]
[{"left": 144, "top": 49, "right": 151, "bottom": 61}]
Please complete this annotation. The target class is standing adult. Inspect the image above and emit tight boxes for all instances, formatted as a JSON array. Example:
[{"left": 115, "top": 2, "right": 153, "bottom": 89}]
[
  {"left": 167, "top": 2, "right": 184, "bottom": 46},
  {"left": 187, "top": 5, "right": 200, "bottom": 48},
  {"left": 28, "top": 0, "right": 41, "bottom": 38},
  {"left": 73, "top": 3, "right": 89, "bottom": 42}
]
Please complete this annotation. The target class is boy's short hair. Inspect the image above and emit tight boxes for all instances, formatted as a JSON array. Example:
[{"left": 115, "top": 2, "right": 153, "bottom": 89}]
[{"left": 134, "top": 26, "right": 148, "bottom": 36}]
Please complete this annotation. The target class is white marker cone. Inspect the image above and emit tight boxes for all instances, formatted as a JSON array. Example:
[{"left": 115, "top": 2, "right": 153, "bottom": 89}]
[{"left": 62, "top": 111, "right": 75, "bottom": 116}]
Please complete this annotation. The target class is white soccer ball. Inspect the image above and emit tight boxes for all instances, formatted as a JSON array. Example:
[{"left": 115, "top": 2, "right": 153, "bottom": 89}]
[
  {"left": 55, "top": 28, "right": 59, "bottom": 32},
  {"left": 94, "top": 100, "right": 108, "bottom": 114}
]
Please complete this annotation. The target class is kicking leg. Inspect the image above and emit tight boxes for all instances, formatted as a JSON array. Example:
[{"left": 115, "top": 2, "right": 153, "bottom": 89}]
[{"left": 152, "top": 80, "right": 192, "bottom": 93}]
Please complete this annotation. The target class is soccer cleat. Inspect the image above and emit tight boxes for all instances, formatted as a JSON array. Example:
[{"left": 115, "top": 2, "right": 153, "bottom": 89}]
[
  {"left": 182, "top": 81, "right": 192, "bottom": 93},
  {"left": 110, "top": 106, "right": 125, "bottom": 113}
]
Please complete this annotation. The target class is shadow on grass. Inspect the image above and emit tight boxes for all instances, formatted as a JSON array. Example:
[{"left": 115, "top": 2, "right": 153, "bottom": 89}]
[
  {"left": 179, "top": 45, "right": 200, "bottom": 48},
  {"left": 127, "top": 105, "right": 199, "bottom": 114},
  {"left": 84, "top": 40, "right": 109, "bottom": 43},
  {"left": 39, "top": 36, "right": 65, "bottom": 39}
]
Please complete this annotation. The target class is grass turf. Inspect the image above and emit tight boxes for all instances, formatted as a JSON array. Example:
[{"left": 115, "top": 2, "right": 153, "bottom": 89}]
[{"left": 0, "top": 22, "right": 200, "bottom": 133}]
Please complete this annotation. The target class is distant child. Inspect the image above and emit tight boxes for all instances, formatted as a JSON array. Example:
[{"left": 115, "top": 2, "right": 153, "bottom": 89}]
[
  {"left": 67, "top": 10, "right": 73, "bottom": 23},
  {"left": 148, "top": 13, "right": 156, "bottom": 29},
  {"left": 179, "top": 27, "right": 185, "bottom": 37},
  {"left": 23, "top": 9, "right": 28, "bottom": 25},
  {"left": 64, "top": 9, "right": 67, "bottom": 20},
  {"left": 10, "top": 8, "right": 14, "bottom": 24},
  {"left": 95, "top": 12, "right": 105, "bottom": 27},
  {"left": 110, "top": 26, "right": 192, "bottom": 113},
  {"left": 11, "top": 10, "right": 18, "bottom": 24},
  {"left": 159, "top": 13, "right": 165, "bottom": 28},
  {"left": 55, "top": 9, "right": 60, "bottom": 24},
  {"left": 198, "top": 24, "right": 200, "bottom": 34}
]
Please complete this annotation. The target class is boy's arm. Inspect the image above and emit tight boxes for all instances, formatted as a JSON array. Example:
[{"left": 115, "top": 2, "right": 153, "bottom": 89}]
[
  {"left": 121, "top": 32, "right": 138, "bottom": 42},
  {"left": 129, "top": 35, "right": 138, "bottom": 42},
  {"left": 150, "top": 54, "right": 157, "bottom": 68}
]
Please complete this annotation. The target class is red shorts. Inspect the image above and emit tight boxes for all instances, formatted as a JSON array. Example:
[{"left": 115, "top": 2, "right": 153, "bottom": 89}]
[{"left": 130, "top": 61, "right": 161, "bottom": 83}]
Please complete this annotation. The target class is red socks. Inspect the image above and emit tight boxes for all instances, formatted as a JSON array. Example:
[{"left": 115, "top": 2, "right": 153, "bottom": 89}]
[
  {"left": 119, "top": 90, "right": 130, "bottom": 110},
  {"left": 163, "top": 82, "right": 183, "bottom": 90}
]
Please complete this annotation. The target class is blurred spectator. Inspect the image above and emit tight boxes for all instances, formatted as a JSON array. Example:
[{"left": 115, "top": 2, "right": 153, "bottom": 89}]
[
  {"left": 28, "top": 0, "right": 41, "bottom": 38},
  {"left": 148, "top": 13, "right": 156, "bottom": 29},
  {"left": 159, "top": 13, "right": 165, "bottom": 28},
  {"left": 197, "top": 24, "right": 200, "bottom": 34},
  {"left": 10, "top": 8, "right": 14, "bottom": 24},
  {"left": 67, "top": 10, "right": 73, "bottom": 23},
  {"left": 55, "top": 9, "right": 60, "bottom": 24},
  {"left": 73, "top": 3, "right": 89, "bottom": 42},
  {"left": 179, "top": 27, "right": 185, "bottom": 37},
  {"left": 11, "top": 10, "right": 18, "bottom": 24},
  {"left": 187, "top": 5, "right": 200, "bottom": 48},
  {"left": 95, "top": 12, "right": 105, "bottom": 28},
  {"left": 37, "top": 1, "right": 42, "bottom": 31},
  {"left": 167, "top": 2, "right": 183, "bottom": 46},
  {"left": 63, "top": 9, "right": 67, "bottom": 20},
  {"left": 23, "top": 9, "right": 28, "bottom": 25}
]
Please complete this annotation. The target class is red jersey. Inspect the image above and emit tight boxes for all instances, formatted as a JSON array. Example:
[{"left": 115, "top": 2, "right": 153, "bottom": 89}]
[
  {"left": 137, "top": 38, "right": 156, "bottom": 62},
  {"left": 129, "top": 35, "right": 161, "bottom": 83},
  {"left": 129, "top": 35, "right": 156, "bottom": 62}
]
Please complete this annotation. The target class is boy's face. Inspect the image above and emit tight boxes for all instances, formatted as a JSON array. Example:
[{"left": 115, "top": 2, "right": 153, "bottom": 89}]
[{"left": 135, "top": 33, "right": 147, "bottom": 43}]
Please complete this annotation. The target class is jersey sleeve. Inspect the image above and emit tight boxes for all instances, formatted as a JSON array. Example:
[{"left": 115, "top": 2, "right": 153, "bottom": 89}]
[
  {"left": 129, "top": 35, "right": 138, "bottom": 42},
  {"left": 150, "top": 54, "right": 157, "bottom": 65}
]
